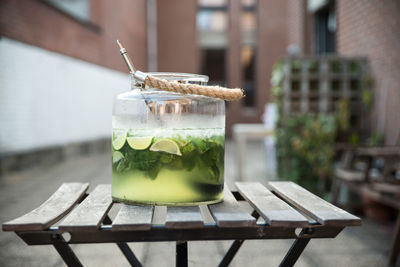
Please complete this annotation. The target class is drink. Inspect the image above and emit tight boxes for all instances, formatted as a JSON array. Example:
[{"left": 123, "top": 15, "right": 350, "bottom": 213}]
[
  {"left": 111, "top": 127, "right": 224, "bottom": 205},
  {"left": 112, "top": 72, "right": 226, "bottom": 205}
]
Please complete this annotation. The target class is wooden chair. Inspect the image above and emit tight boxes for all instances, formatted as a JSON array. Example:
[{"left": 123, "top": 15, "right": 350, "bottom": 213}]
[{"left": 331, "top": 144, "right": 400, "bottom": 266}]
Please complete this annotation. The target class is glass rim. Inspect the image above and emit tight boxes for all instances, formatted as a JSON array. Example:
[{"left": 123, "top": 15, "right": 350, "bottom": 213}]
[{"left": 146, "top": 72, "right": 209, "bottom": 85}]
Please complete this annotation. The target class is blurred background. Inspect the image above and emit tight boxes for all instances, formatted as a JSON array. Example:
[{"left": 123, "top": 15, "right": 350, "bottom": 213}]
[
  {"left": 0, "top": 0, "right": 400, "bottom": 266},
  {"left": 0, "top": 0, "right": 399, "bottom": 160}
]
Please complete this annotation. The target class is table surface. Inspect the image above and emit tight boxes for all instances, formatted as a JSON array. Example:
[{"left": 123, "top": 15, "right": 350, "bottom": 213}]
[{"left": 2, "top": 181, "right": 361, "bottom": 245}]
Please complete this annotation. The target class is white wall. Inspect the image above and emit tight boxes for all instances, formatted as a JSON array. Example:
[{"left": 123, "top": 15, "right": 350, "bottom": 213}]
[{"left": 0, "top": 38, "right": 129, "bottom": 155}]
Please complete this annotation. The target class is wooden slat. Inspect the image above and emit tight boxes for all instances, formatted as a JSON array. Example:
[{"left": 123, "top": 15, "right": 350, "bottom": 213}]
[
  {"left": 372, "top": 182, "right": 400, "bottom": 196},
  {"left": 268, "top": 182, "right": 361, "bottom": 226},
  {"left": 356, "top": 146, "right": 400, "bottom": 157},
  {"left": 208, "top": 185, "right": 256, "bottom": 227},
  {"left": 112, "top": 204, "right": 154, "bottom": 231},
  {"left": 236, "top": 182, "right": 309, "bottom": 227},
  {"left": 334, "top": 166, "right": 366, "bottom": 182},
  {"left": 2, "top": 183, "right": 89, "bottom": 231},
  {"left": 166, "top": 206, "right": 203, "bottom": 229},
  {"left": 58, "top": 184, "right": 113, "bottom": 232}
]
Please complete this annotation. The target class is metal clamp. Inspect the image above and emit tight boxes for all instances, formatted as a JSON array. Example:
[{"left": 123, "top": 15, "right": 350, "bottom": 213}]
[
  {"left": 133, "top": 70, "right": 148, "bottom": 83},
  {"left": 117, "top": 40, "right": 148, "bottom": 84}
]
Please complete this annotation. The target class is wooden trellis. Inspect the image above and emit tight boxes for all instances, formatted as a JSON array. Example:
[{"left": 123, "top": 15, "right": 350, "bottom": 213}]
[{"left": 281, "top": 56, "right": 370, "bottom": 134}]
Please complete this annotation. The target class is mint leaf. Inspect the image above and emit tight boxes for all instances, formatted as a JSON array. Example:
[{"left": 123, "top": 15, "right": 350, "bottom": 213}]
[{"left": 193, "top": 137, "right": 209, "bottom": 153}]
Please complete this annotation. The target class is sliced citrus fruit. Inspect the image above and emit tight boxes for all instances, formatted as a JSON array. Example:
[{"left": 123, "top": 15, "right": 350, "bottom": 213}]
[
  {"left": 112, "top": 151, "right": 124, "bottom": 164},
  {"left": 149, "top": 139, "right": 182, "bottom": 156},
  {"left": 127, "top": 136, "right": 154, "bottom": 150},
  {"left": 112, "top": 130, "right": 127, "bottom": 150}
]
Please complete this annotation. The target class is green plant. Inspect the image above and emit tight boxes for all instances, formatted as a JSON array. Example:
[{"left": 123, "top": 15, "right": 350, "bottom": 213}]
[
  {"left": 276, "top": 114, "right": 337, "bottom": 195},
  {"left": 367, "top": 132, "right": 385, "bottom": 146},
  {"left": 336, "top": 99, "right": 350, "bottom": 131},
  {"left": 272, "top": 59, "right": 375, "bottom": 196},
  {"left": 271, "top": 61, "right": 284, "bottom": 98},
  {"left": 336, "top": 98, "right": 360, "bottom": 145},
  {"left": 361, "top": 76, "right": 373, "bottom": 110}
]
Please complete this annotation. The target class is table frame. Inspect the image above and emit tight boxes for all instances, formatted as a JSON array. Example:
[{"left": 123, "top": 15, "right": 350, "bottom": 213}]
[
  {"left": 16, "top": 220, "right": 343, "bottom": 267},
  {"left": 4, "top": 182, "right": 360, "bottom": 267}
]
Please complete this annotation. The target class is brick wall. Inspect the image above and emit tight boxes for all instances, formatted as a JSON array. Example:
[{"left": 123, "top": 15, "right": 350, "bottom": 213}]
[
  {"left": 226, "top": 0, "right": 289, "bottom": 133},
  {"left": 337, "top": 0, "right": 400, "bottom": 145},
  {"left": 0, "top": 0, "right": 147, "bottom": 72},
  {"left": 156, "top": 0, "right": 198, "bottom": 73},
  {"left": 0, "top": 0, "right": 147, "bottom": 157},
  {"left": 256, "top": 0, "right": 289, "bottom": 106},
  {"left": 287, "top": 0, "right": 311, "bottom": 54}
]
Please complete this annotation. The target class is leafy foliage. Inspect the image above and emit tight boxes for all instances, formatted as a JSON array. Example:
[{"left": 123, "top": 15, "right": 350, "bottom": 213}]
[
  {"left": 271, "top": 59, "right": 373, "bottom": 195},
  {"left": 112, "top": 135, "right": 225, "bottom": 183},
  {"left": 275, "top": 114, "right": 337, "bottom": 194}
]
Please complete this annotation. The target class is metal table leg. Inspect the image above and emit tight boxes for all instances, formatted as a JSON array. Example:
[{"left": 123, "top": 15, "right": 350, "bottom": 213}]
[
  {"left": 117, "top": 242, "right": 143, "bottom": 267},
  {"left": 176, "top": 241, "right": 188, "bottom": 267},
  {"left": 279, "top": 229, "right": 313, "bottom": 267},
  {"left": 218, "top": 239, "right": 245, "bottom": 267},
  {"left": 218, "top": 211, "right": 259, "bottom": 266},
  {"left": 52, "top": 235, "right": 83, "bottom": 267},
  {"left": 103, "top": 215, "right": 142, "bottom": 267},
  {"left": 279, "top": 238, "right": 310, "bottom": 267}
]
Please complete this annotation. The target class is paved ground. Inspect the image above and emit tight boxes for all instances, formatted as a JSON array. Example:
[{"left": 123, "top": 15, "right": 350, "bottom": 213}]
[{"left": 0, "top": 140, "right": 398, "bottom": 266}]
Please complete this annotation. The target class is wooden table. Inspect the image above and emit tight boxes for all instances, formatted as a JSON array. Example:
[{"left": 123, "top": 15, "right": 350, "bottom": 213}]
[{"left": 3, "top": 182, "right": 361, "bottom": 267}]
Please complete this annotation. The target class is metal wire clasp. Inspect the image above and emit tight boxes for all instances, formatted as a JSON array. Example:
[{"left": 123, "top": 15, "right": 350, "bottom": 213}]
[
  {"left": 117, "top": 40, "right": 148, "bottom": 84},
  {"left": 132, "top": 71, "right": 147, "bottom": 83}
]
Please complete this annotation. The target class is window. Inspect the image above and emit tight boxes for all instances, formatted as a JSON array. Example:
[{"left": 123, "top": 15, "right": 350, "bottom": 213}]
[
  {"left": 45, "top": 0, "right": 90, "bottom": 22},
  {"left": 315, "top": 2, "right": 336, "bottom": 54},
  {"left": 197, "top": 0, "right": 228, "bottom": 86},
  {"left": 197, "top": 0, "right": 258, "bottom": 107},
  {"left": 241, "top": 0, "right": 257, "bottom": 107}
]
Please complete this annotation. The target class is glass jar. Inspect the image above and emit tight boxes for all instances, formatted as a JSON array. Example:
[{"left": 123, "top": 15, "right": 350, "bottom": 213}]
[{"left": 112, "top": 73, "right": 225, "bottom": 205}]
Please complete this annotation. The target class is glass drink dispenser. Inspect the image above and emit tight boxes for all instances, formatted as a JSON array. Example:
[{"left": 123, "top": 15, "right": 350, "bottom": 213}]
[{"left": 112, "top": 73, "right": 225, "bottom": 205}]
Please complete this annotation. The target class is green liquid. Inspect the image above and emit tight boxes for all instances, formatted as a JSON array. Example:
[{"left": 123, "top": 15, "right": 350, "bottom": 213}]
[{"left": 112, "top": 132, "right": 225, "bottom": 205}]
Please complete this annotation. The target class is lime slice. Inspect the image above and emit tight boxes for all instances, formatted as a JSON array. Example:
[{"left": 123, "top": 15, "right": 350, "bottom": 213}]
[
  {"left": 112, "top": 151, "right": 124, "bottom": 163},
  {"left": 112, "top": 130, "right": 127, "bottom": 150},
  {"left": 150, "top": 139, "right": 182, "bottom": 156},
  {"left": 127, "top": 136, "right": 154, "bottom": 150}
]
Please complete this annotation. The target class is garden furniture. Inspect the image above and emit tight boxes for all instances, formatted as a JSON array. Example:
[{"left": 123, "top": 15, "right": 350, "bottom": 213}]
[
  {"left": 3, "top": 181, "right": 360, "bottom": 267},
  {"left": 332, "top": 145, "right": 400, "bottom": 266}
]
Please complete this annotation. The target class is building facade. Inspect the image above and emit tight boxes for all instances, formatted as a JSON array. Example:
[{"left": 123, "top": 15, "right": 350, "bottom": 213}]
[
  {"left": 0, "top": 0, "right": 290, "bottom": 155},
  {"left": 0, "top": 0, "right": 148, "bottom": 71},
  {"left": 287, "top": 0, "right": 400, "bottom": 145},
  {"left": 336, "top": 0, "right": 400, "bottom": 145},
  {"left": 156, "top": 0, "right": 289, "bottom": 135},
  {"left": 0, "top": 0, "right": 148, "bottom": 155}
]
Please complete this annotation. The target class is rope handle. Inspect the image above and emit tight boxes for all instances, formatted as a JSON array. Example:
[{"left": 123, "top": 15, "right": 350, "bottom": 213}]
[
  {"left": 144, "top": 74, "right": 244, "bottom": 101},
  {"left": 117, "top": 41, "right": 243, "bottom": 101}
]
